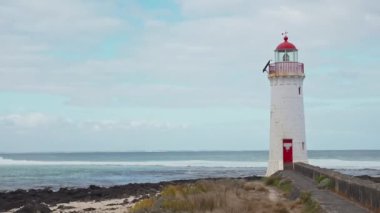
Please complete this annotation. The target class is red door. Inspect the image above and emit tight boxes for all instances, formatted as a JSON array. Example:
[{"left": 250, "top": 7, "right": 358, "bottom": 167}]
[{"left": 283, "top": 139, "right": 293, "bottom": 164}]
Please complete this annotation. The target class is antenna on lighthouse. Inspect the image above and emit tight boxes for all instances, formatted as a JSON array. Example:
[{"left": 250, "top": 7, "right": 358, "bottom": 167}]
[{"left": 262, "top": 60, "right": 271, "bottom": 73}]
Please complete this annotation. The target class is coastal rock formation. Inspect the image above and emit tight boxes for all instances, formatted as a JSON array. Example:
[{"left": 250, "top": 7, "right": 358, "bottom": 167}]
[{"left": 15, "top": 201, "right": 51, "bottom": 213}]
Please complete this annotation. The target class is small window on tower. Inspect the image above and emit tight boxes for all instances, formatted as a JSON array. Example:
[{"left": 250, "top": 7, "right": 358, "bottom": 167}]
[
  {"left": 302, "top": 142, "right": 305, "bottom": 150},
  {"left": 298, "top": 87, "right": 301, "bottom": 95}
]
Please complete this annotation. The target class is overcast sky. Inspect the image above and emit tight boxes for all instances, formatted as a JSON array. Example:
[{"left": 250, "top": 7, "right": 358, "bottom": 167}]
[{"left": 0, "top": 0, "right": 379, "bottom": 152}]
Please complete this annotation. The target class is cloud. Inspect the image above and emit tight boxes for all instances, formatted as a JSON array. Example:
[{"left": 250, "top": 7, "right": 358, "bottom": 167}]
[
  {"left": 0, "top": 1, "right": 380, "bottom": 151},
  {"left": 0, "top": 113, "right": 188, "bottom": 131},
  {"left": 0, "top": 0, "right": 125, "bottom": 84},
  {"left": 0, "top": 0, "right": 379, "bottom": 109},
  {"left": 0, "top": 113, "right": 57, "bottom": 128},
  {"left": 178, "top": 0, "right": 250, "bottom": 17},
  {"left": 0, "top": 0, "right": 123, "bottom": 38},
  {"left": 81, "top": 120, "right": 189, "bottom": 132}
]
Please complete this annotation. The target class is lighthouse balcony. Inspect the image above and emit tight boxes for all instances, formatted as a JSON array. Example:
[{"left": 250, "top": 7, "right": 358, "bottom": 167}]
[{"left": 268, "top": 62, "right": 304, "bottom": 77}]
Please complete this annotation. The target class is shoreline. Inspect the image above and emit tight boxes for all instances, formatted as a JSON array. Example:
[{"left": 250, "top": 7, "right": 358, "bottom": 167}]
[
  {"left": 0, "top": 176, "right": 261, "bottom": 212},
  {"left": 1, "top": 174, "right": 379, "bottom": 212}
]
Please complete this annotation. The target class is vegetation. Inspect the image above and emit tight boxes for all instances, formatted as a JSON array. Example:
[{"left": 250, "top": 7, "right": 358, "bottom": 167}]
[
  {"left": 316, "top": 175, "right": 333, "bottom": 190},
  {"left": 265, "top": 176, "right": 322, "bottom": 213},
  {"left": 130, "top": 179, "right": 304, "bottom": 213},
  {"left": 299, "top": 192, "right": 321, "bottom": 213},
  {"left": 129, "top": 198, "right": 155, "bottom": 213},
  {"left": 264, "top": 175, "right": 281, "bottom": 186},
  {"left": 316, "top": 175, "right": 326, "bottom": 183},
  {"left": 264, "top": 176, "right": 293, "bottom": 194}
]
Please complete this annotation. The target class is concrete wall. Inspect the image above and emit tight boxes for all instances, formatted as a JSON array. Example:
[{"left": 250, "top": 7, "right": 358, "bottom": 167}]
[{"left": 294, "top": 163, "right": 380, "bottom": 212}]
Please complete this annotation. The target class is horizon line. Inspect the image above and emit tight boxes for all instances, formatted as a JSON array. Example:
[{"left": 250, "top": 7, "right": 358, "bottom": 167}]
[{"left": 1, "top": 149, "right": 380, "bottom": 154}]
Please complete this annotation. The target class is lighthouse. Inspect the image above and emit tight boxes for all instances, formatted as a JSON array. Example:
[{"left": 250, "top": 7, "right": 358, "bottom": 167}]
[{"left": 265, "top": 34, "right": 308, "bottom": 176}]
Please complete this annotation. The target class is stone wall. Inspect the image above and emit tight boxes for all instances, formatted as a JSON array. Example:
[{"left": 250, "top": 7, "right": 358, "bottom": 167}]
[{"left": 294, "top": 163, "right": 380, "bottom": 212}]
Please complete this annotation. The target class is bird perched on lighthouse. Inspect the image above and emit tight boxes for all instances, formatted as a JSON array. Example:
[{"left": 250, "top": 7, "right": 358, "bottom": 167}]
[{"left": 264, "top": 33, "right": 308, "bottom": 176}]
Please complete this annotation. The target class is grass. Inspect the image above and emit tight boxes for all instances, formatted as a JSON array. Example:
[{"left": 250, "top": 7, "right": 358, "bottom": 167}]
[
  {"left": 299, "top": 192, "right": 322, "bottom": 213},
  {"left": 315, "top": 175, "right": 333, "bottom": 190},
  {"left": 264, "top": 175, "right": 281, "bottom": 186},
  {"left": 316, "top": 175, "right": 326, "bottom": 183},
  {"left": 264, "top": 176, "right": 293, "bottom": 194},
  {"left": 265, "top": 176, "right": 322, "bottom": 213},
  {"left": 130, "top": 179, "right": 304, "bottom": 213},
  {"left": 129, "top": 198, "right": 154, "bottom": 213}
]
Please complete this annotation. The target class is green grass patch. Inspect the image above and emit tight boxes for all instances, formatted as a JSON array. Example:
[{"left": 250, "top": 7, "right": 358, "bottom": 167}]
[
  {"left": 264, "top": 176, "right": 292, "bottom": 194},
  {"left": 315, "top": 175, "right": 334, "bottom": 190},
  {"left": 316, "top": 175, "right": 326, "bottom": 183},
  {"left": 277, "top": 180, "right": 292, "bottom": 194},
  {"left": 300, "top": 191, "right": 322, "bottom": 213},
  {"left": 264, "top": 176, "right": 281, "bottom": 186}
]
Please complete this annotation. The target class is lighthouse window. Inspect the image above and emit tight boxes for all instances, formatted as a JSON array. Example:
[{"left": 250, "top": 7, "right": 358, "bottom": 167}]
[
  {"left": 283, "top": 53, "right": 289, "bottom": 62},
  {"left": 298, "top": 87, "right": 301, "bottom": 95}
]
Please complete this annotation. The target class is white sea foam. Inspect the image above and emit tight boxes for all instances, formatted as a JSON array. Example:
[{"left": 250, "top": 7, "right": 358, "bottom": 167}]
[
  {"left": 309, "top": 159, "right": 380, "bottom": 169},
  {"left": 0, "top": 156, "right": 379, "bottom": 169},
  {"left": 0, "top": 157, "right": 265, "bottom": 168}
]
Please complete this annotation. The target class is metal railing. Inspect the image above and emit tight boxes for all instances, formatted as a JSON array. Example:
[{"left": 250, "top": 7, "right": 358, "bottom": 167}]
[{"left": 268, "top": 62, "right": 304, "bottom": 77}]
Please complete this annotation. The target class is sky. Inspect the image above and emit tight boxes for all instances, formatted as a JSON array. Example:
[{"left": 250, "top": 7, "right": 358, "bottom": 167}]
[{"left": 0, "top": 0, "right": 379, "bottom": 152}]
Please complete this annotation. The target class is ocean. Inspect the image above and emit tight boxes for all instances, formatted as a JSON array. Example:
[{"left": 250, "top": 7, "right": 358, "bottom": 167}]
[{"left": 0, "top": 150, "right": 379, "bottom": 191}]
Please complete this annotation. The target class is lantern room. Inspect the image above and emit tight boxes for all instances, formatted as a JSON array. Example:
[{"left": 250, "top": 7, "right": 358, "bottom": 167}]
[{"left": 274, "top": 36, "right": 298, "bottom": 62}]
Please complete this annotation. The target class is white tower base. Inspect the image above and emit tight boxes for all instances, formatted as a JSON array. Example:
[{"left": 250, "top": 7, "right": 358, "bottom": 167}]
[{"left": 266, "top": 66, "right": 308, "bottom": 176}]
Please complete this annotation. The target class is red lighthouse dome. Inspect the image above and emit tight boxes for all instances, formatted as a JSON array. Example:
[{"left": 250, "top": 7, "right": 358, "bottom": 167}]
[{"left": 275, "top": 36, "right": 297, "bottom": 51}]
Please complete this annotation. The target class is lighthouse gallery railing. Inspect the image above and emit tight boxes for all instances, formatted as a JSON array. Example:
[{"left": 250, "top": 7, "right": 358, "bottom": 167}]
[{"left": 268, "top": 62, "right": 304, "bottom": 76}]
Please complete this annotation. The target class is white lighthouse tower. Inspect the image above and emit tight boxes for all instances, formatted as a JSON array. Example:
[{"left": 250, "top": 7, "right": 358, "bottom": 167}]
[{"left": 265, "top": 34, "right": 308, "bottom": 176}]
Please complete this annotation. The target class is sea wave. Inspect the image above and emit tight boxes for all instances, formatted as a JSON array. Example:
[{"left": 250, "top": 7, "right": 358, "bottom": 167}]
[
  {"left": 0, "top": 157, "right": 265, "bottom": 168},
  {"left": 0, "top": 156, "right": 379, "bottom": 169},
  {"left": 309, "top": 159, "right": 380, "bottom": 169}
]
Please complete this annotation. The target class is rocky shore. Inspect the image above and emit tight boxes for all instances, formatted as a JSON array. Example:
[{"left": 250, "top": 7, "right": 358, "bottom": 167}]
[
  {"left": 0, "top": 176, "right": 261, "bottom": 212},
  {"left": 356, "top": 175, "right": 380, "bottom": 183},
  {"left": 1, "top": 174, "right": 378, "bottom": 213}
]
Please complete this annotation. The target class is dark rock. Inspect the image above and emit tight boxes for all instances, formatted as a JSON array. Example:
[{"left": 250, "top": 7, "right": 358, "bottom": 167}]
[
  {"left": 15, "top": 201, "right": 51, "bottom": 213},
  {"left": 57, "top": 205, "right": 75, "bottom": 210},
  {"left": 83, "top": 207, "right": 96, "bottom": 211},
  {"left": 122, "top": 199, "right": 130, "bottom": 204},
  {"left": 356, "top": 175, "right": 380, "bottom": 183},
  {"left": 140, "top": 194, "right": 150, "bottom": 200},
  {"left": 14, "top": 189, "right": 27, "bottom": 194},
  {"left": 89, "top": 185, "right": 101, "bottom": 190},
  {"left": 131, "top": 198, "right": 140, "bottom": 203},
  {"left": 106, "top": 203, "right": 121, "bottom": 206},
  {"left": 58, "top": 187, "right": 69, "bottom": 193}
]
